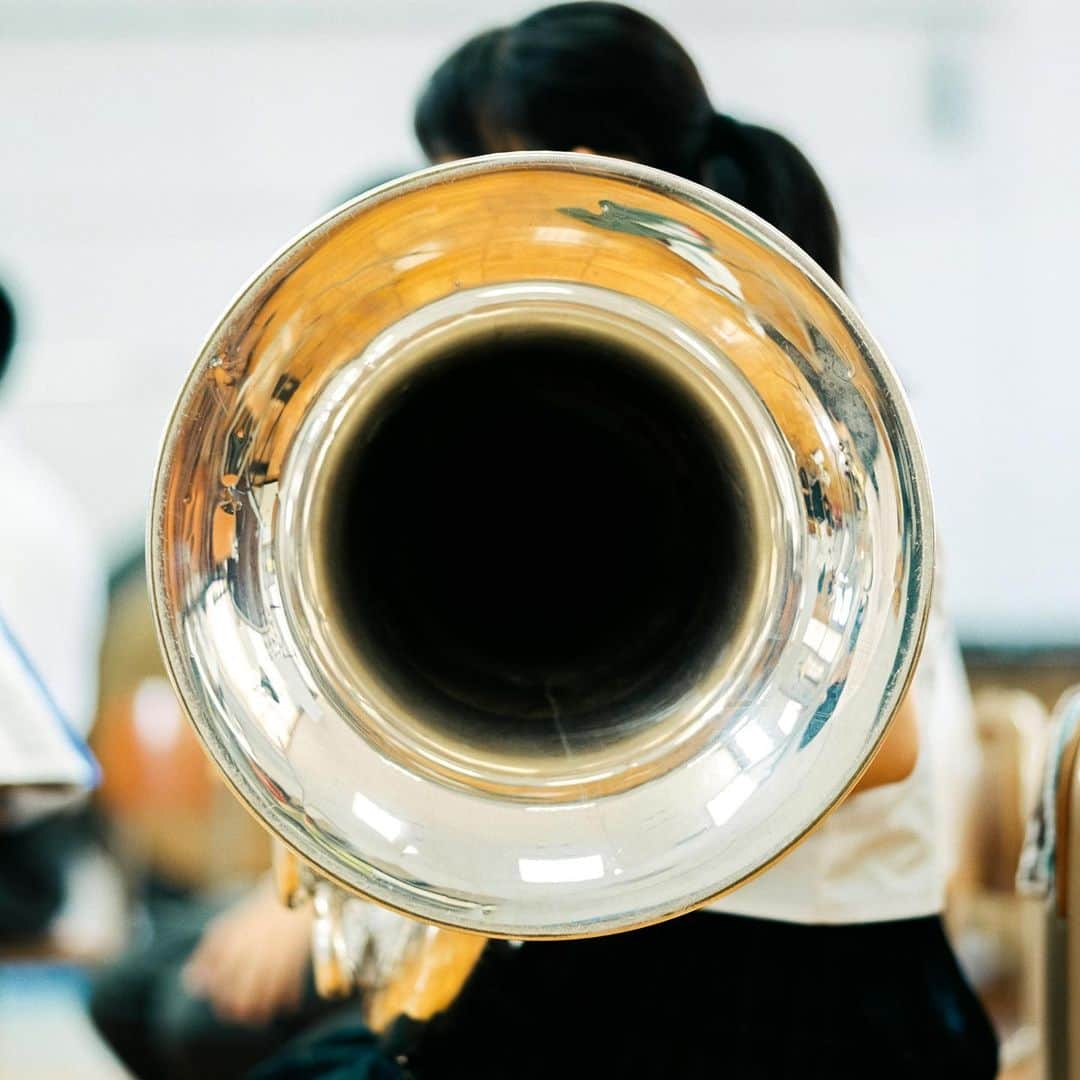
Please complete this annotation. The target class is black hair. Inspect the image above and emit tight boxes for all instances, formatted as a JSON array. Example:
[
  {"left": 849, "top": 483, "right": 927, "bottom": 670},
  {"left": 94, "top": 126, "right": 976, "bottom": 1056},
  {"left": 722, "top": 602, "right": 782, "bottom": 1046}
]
[
  {"left": 414, "top": 2, "right": 842, "bottom": 283},
  {"left": 0, "top": 280, "right": 15, "bottom": 389},
  {"left": 415, "top": 29, "right": 503, "bottom": 162}
]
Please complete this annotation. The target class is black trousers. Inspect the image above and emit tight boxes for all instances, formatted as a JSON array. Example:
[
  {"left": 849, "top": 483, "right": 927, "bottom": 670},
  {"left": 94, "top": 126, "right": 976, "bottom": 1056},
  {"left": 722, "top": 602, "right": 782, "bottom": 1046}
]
[
  {"left": 401, "top": 912, "right": 1000, "bottom": 1079},
  {"left": 232, "top": 911, "right": 1002, "bottom": 1080}
]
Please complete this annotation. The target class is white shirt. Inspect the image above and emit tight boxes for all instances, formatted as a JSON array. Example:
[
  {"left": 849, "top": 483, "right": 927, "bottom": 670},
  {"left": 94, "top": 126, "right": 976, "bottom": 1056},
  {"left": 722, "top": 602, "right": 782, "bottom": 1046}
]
[
  {"left": 0, "top": 415, "right": 105, "bottom": 738},
  {"left": 708, "top": 606, "right": 978, "bottom": 924}
]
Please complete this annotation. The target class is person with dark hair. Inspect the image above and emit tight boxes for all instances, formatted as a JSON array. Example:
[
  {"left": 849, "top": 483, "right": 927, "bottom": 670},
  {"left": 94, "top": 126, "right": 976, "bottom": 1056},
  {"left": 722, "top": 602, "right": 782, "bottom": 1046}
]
[
  {"left": 413, "top": 29, "right": 503, "bottom": 164},
  {"left": 415, "top": 3, "right": 841, "bottom": 284},
  {"left": 255, "top": 6, "right": 996, "bottom": 1078},
  {"left": 0, "top": 277, "right": 104, "bottom": 748}
]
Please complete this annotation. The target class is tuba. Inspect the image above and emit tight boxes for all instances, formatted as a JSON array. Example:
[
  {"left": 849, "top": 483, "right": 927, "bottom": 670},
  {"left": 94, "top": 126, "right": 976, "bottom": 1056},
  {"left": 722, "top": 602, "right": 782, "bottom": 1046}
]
[{"left": 149, "top": 153, "right": 933, "bottom": 1017}]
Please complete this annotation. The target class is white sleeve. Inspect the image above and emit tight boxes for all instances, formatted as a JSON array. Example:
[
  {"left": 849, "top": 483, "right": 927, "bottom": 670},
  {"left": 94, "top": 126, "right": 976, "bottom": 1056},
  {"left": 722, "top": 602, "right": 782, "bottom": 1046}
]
[
  {"left": 0, "top": 426, "right": 107, "bottom": 736},
  {"left": 915, "top": 608, "right": 980, "bottom": 880},
  {"left": 0, "top": 610, "right": 99, "bottom": 823}
]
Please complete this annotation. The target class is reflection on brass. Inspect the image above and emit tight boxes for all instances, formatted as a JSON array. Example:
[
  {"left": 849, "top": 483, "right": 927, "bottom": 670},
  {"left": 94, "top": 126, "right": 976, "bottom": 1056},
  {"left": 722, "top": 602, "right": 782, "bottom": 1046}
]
[
  {"left": 272, "top": 841, "right": 311, "bottom": 909},
  {"left": 149, "top": 152, "right": 934, "bottom": 999},
  {"left": 367, "top": 927, "right": 488, "bottom": 1031}
]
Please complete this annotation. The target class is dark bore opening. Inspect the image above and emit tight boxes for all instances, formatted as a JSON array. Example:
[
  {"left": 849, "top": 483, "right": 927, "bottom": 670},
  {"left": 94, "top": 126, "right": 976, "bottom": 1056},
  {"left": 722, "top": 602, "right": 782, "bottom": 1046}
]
[{"left": 323, "top": 327, "right": 752, "bottom": 751}]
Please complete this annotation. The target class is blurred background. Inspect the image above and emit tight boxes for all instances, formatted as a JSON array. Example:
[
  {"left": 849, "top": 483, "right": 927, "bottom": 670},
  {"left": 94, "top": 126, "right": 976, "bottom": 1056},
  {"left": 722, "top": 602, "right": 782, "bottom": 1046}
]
[
  {"left": 3, "top": 0, "right": 1080, "bottom": 645},
  {"left": 1, "top": 0, "right": 1078, "bottom": 1076}
]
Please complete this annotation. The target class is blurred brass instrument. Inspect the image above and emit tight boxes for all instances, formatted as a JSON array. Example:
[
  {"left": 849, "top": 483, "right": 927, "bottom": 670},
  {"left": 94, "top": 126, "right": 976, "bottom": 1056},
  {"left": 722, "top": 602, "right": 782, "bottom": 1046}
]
[{"left": 149, "top": 153, "right": 934, "bottom": 1025}]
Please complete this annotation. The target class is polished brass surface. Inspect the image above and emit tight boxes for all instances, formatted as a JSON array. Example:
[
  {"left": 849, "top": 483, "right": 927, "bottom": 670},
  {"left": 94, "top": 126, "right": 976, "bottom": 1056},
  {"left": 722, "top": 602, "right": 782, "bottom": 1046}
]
[{"left": 150, "top": 153, "right": 934, "bottom": 944}]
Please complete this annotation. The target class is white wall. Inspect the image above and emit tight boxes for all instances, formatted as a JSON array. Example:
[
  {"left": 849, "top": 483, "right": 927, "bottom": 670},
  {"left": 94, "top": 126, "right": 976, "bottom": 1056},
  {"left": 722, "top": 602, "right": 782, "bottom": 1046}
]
[{"left": 1, "top": 0, "right": 1077, "bottom": 645}]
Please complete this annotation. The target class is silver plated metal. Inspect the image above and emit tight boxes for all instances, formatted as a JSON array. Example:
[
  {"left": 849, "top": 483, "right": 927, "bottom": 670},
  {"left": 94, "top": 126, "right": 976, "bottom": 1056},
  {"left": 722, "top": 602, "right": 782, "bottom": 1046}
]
[{"left": 149, "top": 153, "right": 934, "bottom": 939}]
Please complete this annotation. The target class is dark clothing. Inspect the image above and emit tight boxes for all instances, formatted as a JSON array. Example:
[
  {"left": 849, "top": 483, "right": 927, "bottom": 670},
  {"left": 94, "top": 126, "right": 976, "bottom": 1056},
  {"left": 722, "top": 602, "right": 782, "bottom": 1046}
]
[
  {"left": 88, "top": 897, "right": 346, "bottom": 1080},
  {"left": 0, "top": 811, "right": 98, "bottom": 942},
  {"left": 259, "top": 911, "right": 998, "bottom": 1080},
  {"left": 251, "top": 1017, "right": 402, "bottom": 1080},
  {"left": 0, "top": 820, "right": 65, "bottom": 940}
]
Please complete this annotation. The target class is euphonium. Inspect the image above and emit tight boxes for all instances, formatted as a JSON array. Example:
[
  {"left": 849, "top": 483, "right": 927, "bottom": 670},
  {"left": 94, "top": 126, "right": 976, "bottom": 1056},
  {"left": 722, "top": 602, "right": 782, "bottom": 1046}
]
[{"left": 149, "top": 153, "right": 933, "bottom": 1012}]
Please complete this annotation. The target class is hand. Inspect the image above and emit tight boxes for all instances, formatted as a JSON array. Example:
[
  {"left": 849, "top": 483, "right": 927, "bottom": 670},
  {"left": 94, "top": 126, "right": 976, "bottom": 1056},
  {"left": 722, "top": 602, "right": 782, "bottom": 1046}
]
[{"left": 181, "top": 878, "right": 314, "bottom": 1026}]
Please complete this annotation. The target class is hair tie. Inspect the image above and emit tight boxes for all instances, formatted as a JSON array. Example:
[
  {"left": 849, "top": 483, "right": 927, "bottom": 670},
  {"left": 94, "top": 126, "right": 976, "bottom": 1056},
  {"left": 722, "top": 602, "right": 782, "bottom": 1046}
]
[
  {"left": 697, "top": 112, "right": 750, "bottom": 206},
  {"left": 708, "top": 112, "right": 743, "bottom": 150}
]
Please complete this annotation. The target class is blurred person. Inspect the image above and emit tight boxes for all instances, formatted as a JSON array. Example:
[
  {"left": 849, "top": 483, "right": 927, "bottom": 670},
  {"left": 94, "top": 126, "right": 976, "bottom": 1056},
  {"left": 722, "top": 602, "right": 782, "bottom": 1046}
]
[
  {"left": 86, "top": 552, "right": 352, "bottom": 1078},
  {"left": 0, "top": 277, "right": 107, "bottom": 940},
  {"left": 86, "top": 871, "right": 355, "bottom": 1080},
  {"left": 86, "top": 164, "right": 415, "bottom": 1076},
  {"left": 0, "top": 281, "right": 105, "bottom": 746},
  {"left": 260, "top": 6, "right": 996, "bottom": 1078},
  {"left": 0, "top": 610, "right": 99, "bottom": 927}
]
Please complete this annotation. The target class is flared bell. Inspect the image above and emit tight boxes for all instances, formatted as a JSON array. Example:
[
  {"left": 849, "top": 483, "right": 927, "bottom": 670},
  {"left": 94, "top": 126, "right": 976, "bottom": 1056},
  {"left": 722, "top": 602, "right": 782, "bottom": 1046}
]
[{"left": 149, "top": 152, "right": 934, "bottom": 939}]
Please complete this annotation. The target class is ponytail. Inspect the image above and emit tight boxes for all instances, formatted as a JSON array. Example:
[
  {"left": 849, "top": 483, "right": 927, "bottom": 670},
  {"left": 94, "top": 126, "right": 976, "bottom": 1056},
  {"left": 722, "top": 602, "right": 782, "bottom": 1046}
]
[
  {"left": 415, "top": 4, "right": 843, "bottom": 285},
  {"left": 696, "top": 113, "right": 843, "bottom": 285}
]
